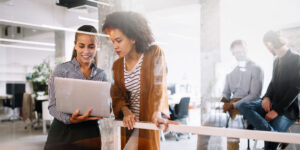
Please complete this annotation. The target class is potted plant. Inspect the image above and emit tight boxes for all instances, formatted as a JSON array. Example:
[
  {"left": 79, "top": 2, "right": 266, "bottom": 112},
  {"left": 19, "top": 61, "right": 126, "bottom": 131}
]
[{"left": 26, "top": 60, "right": 52, "bottom": 97}]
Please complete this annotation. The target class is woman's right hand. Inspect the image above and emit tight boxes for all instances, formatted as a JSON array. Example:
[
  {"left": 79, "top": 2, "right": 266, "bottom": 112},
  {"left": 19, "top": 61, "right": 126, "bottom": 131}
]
[
  {"left": 122, "top": 109, "right": 138, "bottom": 130},
  {"left": 69, "top": 108, "right": 103, "bottom": 124}
]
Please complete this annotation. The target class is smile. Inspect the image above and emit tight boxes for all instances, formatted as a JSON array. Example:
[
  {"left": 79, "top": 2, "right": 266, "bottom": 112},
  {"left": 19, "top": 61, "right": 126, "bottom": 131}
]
[{"left": 82, "top": 55, "right": 91, "bottom": 59}]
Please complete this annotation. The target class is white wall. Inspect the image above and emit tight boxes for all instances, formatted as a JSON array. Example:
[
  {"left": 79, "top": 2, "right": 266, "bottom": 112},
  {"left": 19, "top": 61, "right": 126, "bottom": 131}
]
[
  {"left": 0, "top": 0, "right": 65, "bottom": 27},
  {"left": 147, "top": 4, "right": 201, "bottom": 91},
  {"left": 218, "top": 0, "right": 300, "bottom": 96},
  {"left": 0, "top": 0, "right": 99, "bottom": 94}
]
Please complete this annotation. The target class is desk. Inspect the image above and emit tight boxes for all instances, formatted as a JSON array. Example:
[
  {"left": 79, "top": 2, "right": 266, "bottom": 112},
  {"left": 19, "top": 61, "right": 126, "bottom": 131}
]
[
  {"left": 36, "top": 95, "right": 49, "bottom": 101},
  {"left": 35, "top": 95, "right": 53, "bottom": 134},
  {"left": 0, "top": 95, "right": 13, "bottom": 100},
  {"left": 0, "top": 94, "right": 14, "bottom": 121},
  {"left": 0, "top": 94, "right": 13, "bottom": 108}
]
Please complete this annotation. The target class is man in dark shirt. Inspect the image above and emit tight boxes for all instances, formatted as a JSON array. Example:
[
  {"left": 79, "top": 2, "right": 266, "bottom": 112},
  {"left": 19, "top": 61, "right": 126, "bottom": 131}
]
[{"left": 238, "top": 30, "right": 300, "bottom": 150}]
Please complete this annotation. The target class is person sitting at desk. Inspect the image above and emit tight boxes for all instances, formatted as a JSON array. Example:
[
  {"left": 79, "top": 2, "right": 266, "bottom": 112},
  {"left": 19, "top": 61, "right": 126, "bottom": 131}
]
[{"left": 45, "top": 25, "right": 107, "bottom": 150}]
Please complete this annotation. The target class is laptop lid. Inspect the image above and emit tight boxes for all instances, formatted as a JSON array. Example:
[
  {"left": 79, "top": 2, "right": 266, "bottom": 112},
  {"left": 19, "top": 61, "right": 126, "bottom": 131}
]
[{"left": 54, "top": 77, "right": 111, "bottom": 118}]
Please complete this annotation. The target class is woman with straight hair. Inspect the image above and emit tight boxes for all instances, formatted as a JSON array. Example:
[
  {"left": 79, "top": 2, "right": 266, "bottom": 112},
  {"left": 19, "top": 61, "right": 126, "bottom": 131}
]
[
  {"left": 45, "top": 25, "right": 107, "bottom": 150},
  {"left": 103, "top": 11, "right": 178, "bottom": 150}
]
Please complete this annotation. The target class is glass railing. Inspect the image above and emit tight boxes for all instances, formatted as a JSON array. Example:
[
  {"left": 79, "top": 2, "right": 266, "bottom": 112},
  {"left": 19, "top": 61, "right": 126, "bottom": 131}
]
[{"left": 110, "top": 120, "right": 300, "bottom": 150}]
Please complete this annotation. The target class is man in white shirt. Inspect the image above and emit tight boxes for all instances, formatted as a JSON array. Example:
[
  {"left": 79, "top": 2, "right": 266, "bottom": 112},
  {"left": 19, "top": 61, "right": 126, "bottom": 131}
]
[
  {"left": 222, "top": 40, "right": 264, "bottom": 150},
  {"left": 197, "top": 40, "right": 264, "bottom": 150},
  {"left": 222, "top": 40, "right": 264, "bottom": 116}
]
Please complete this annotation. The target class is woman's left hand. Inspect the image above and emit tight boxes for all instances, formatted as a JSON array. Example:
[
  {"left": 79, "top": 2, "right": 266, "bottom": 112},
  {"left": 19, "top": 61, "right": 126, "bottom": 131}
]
[
  {"left": 70, "top": 108, "right": 103, "bottom": 124},
  {"left": 152, "top": 112, "right": 179, "bottom": 132}
]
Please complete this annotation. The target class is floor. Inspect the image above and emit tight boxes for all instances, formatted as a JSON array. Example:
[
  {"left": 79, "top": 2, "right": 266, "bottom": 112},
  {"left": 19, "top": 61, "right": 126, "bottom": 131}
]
[{"left": 0, "top": 120, "right": 46, "bottom": 150}]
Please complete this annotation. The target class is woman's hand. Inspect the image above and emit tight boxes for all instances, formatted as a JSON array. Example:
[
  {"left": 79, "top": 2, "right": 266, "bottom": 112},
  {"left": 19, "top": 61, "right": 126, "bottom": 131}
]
[
  {"left": 122, "top": 108, "right": 138, "bottom": 130},
  {"left": 69, "top": 108, "right": 103, "bottom": 124},
  {"left": 153, "top": 112, "right": 179, "bottom": 132}
]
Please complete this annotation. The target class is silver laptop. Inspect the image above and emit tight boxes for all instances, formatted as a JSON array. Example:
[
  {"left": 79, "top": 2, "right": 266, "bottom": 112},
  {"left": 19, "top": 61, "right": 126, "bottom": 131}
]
[{"left": 55, "top": 77, "right": 111, "bottom": 117}]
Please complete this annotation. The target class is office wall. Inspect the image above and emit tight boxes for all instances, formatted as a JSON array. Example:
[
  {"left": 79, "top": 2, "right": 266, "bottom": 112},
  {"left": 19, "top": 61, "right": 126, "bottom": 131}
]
[{"left": 0, "top": 0, "right": 98, "bottom": 84}]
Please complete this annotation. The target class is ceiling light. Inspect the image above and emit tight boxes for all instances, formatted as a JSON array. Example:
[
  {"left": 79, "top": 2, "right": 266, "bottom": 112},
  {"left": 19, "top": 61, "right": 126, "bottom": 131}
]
[
  {"left": 87, "top": 0, "right": 113, "bottom": 7},
  {"left": 0, "top": 38, "right": 55, "bottom": 47},
  {"left": 0, "top": 44, "right": 54, "bottom": 52},
  {"left": 0, "top": 19, "right": 109, "bottom": 38},
  {"left": 78, "top": 16, "right": 99, "bottom": 23}
]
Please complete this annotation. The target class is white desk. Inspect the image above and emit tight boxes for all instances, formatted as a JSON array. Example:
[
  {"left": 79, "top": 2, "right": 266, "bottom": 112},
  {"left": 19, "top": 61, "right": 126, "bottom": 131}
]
[
  {"left": 0, "top": 94, "right": 14, "bottom": 121},
  {"left": 34, "top": 95, "right": 52, "bottom": 134},
  {"left": 42, "top": 100, "right": 53, "bottom": 134},
  {"left": 0, "top": 94, "right": 13, "bottom": 100},
  {"left": 0, "top": 94, "right": 13, "bottom": 111},
  {"left": 35, "top": 95, "right": 49, "bottom": 101}
]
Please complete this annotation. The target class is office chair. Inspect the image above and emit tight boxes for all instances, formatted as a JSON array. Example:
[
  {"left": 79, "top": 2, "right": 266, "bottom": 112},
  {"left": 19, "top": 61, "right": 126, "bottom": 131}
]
[
  {"left": 22, "top": 93, "right": 36, "bottom": 130},
  {"left": 169, "top": 97, "right": 191, "bottom": 141},
  {"left": 5, "top": 83, "right": 25, "bottom": 121}
]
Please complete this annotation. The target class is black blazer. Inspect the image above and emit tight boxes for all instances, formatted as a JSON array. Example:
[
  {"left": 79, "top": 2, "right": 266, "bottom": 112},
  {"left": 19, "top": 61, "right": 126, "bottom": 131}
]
[{"left": 264, "top": 50, "right": 300, "bottom": 120}]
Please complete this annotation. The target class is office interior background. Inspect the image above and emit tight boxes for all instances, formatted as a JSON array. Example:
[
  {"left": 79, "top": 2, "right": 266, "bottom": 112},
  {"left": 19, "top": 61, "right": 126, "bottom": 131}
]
[{"left": 0, "top": 0, "right": 300, "bottom": 149}]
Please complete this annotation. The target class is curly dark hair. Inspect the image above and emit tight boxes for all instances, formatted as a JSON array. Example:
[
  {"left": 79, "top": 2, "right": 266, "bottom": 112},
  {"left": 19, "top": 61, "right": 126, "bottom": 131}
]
[{"left": 102, "top": 11, "right": 154, "bottom": 53}]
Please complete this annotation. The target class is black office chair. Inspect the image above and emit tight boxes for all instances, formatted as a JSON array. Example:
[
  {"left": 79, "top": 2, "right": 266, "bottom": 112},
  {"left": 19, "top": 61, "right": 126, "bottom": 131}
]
[
  {"left": 5, "top": 83, "right": 25, "bottom": 121},
  {"left": 6, "top": 83, "right": 25, "bottom": 109},
  {"left": 170, "top": 97, "right": 190, "bottom": 120},
  {"left": 169, "top": 97, "right": 191, "bottom": 141}
]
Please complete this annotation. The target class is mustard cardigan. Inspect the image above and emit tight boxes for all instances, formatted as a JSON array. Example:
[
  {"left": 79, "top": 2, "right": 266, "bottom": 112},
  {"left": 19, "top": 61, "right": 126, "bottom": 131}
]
[{"left": 111, "top": 45, "right": 169, "bottom": 150}]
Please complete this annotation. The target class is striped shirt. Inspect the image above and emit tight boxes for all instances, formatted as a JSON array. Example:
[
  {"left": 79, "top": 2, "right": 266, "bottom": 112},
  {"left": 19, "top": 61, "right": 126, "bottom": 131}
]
[
  {"left": 48, "top": 58, "right": 107, "bottom": 124},
  {"left": 124, "top": 54, "right": 144, "bottom": 119}
]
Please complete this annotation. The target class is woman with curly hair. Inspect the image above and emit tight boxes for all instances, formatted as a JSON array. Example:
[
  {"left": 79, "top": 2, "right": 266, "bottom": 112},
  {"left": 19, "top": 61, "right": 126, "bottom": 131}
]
[{"left": 103, "top": 11, "right": 178, "bottom": 150}]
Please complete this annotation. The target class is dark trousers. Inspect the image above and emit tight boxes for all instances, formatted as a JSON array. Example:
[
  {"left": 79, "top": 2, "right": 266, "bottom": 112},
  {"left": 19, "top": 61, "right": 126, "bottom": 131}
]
[{"left": 45, "top": 119, "right": 101, "bottom": 150}]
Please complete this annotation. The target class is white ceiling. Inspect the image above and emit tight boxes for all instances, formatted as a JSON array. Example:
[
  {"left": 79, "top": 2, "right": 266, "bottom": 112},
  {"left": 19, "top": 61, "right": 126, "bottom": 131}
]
[{"left": 0, "top": 0, "right": 201, "bottom": 83}]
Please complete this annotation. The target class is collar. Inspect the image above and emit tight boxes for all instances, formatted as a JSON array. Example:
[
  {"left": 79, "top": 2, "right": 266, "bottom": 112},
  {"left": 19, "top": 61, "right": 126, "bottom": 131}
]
[
  {"left": 236, "top": 60, "right": 252, "bottom": 68},
  {"left": 71, "top": 58, "right": 97, "bottom": 77}
]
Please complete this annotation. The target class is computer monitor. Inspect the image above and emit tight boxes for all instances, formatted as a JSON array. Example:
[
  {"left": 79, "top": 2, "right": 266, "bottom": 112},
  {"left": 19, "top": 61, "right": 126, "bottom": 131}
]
[{"left": 6, "top": 83, "right": 25, "bottom": 108}]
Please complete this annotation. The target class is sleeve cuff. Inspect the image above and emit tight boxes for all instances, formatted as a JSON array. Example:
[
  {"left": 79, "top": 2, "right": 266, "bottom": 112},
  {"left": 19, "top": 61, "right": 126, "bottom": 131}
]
[{"left": 62, "top": 114, "right": 71, "bottom": 124}]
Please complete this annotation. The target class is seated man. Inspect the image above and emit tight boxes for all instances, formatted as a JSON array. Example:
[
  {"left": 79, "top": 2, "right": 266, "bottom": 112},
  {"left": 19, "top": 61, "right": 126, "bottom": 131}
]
[
  {"left": 238, "top": 30, "right": 300, "bottom": 150},
  {"left": 197, "top": 40, "right": 263, "bottom": 150},
  {"left": 222, "top": 40, "right": 264, "bottom": 149},
  {"left": 222, "top": 40, "right": 264, "bottom": 117}
]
